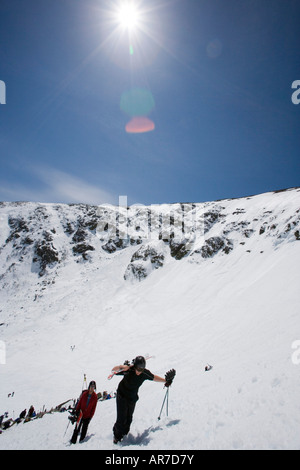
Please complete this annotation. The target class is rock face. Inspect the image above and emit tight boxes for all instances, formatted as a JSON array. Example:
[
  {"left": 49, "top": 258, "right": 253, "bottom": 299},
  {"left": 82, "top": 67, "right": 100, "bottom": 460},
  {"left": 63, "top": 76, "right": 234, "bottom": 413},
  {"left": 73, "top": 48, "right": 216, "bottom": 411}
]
[
  {"left": 124, "top": 241, "right": 166, "bottom": 281},
  {"left": 195, "top": 236, "right": 233, "bottom": 258},
  {"left": 0, "top": 187, "right": 299, "bottom": 287}
]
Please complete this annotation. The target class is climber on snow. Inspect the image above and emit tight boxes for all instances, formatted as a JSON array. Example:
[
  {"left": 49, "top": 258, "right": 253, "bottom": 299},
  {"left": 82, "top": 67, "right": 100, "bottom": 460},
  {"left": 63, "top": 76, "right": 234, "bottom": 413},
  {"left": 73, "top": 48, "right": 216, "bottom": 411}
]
[
  {"left": 111, "top": 356, "right": 175, "bottom": 444},
  {"left": 70, "top": 380, "right": 98, "bottom": 444}
]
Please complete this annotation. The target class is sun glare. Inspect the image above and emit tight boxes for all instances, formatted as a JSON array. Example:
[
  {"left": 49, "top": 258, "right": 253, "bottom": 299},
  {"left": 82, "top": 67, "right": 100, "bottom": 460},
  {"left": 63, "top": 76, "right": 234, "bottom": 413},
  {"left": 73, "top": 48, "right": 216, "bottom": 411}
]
[{"left": 117, "top": 2, "right": 140, "bottom": 30}]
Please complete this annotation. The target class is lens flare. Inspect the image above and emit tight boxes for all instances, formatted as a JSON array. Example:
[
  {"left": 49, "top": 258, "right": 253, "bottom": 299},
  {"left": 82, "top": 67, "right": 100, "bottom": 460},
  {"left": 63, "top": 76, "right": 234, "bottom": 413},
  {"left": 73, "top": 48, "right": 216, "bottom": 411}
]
[
  {"left": 120, "top": 88, "right": 155, "bottom": 116},
  {"left": 121, "top": 88, "right": 155, "bottom": 134},
  {"left": 125, "top": 116, "right": 155, "bottom": 133}
]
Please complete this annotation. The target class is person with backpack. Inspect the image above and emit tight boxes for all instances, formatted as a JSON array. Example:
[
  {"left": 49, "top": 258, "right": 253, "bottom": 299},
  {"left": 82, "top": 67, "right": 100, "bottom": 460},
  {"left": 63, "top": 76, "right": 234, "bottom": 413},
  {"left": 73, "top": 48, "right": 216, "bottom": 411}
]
[
  {"left": 111, "top": 356, "right": 175, "bottom": 444},
  {"left": 70, "top": 380, "right": 98, "bottom": 444}
]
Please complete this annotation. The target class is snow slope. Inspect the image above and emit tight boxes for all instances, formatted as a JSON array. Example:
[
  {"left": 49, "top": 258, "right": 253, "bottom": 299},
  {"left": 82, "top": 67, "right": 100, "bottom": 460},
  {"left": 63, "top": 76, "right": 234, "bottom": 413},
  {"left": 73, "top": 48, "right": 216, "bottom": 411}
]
[{"left": 0, "top": 188, "right": 300, "bottom": 450}]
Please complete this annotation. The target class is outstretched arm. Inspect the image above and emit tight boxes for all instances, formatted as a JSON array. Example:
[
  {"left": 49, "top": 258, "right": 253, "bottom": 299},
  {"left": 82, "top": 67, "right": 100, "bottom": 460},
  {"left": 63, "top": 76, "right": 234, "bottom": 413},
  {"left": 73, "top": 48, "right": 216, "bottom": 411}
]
[
  {"left": 108, "top": 364, "right": 130, "bottom": 380},
  {"left": 153, "top": 374, "right": 166, "bottom": 383},
  {"left": 111, "top": 364, "right": 130, "bottom": 374}
]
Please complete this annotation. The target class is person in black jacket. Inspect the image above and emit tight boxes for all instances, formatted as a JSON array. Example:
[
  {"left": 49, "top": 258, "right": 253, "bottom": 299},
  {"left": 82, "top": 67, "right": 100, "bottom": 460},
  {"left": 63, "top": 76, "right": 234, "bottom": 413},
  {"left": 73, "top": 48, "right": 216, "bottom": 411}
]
[{"left": 111, "top": 356, "right": 175, "bottom": 444}]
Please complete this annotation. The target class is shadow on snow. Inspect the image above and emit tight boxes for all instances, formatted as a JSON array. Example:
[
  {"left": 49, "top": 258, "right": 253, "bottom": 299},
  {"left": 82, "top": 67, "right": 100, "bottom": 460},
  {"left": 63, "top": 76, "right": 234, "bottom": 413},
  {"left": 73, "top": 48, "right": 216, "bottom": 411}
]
[{"left": 120, "top": 419, "right": 181, "bottom": 447}]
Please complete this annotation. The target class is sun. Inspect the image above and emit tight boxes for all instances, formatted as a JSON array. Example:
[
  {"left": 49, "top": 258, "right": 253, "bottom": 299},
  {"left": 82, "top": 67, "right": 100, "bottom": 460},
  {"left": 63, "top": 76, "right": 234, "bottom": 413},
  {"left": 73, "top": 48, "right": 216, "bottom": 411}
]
[{"left": 117, "top": 2, "right": 140, "bottom": 30}]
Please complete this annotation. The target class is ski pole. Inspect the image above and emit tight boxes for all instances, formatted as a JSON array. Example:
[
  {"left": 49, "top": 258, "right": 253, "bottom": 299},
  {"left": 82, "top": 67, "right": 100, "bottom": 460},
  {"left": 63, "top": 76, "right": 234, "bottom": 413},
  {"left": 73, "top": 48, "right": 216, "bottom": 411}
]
[
  {"left": 158, "top": 387, "right": 169, "bottom": 420},
  {"left": 63, "top": 418, "right": 71, "bottom": 437},
  {"left": 166, "top": 387, "right": 169, "bottom": 417},
  {"left": 82, "top": 374, "right": 87, "bottom": 390}
]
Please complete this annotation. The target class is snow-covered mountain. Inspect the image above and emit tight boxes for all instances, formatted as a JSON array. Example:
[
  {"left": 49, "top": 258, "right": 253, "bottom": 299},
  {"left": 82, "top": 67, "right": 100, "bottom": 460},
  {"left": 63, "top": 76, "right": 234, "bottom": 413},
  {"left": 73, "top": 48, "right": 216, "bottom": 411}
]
[{"left": 0, "top": 187, "right": 300, "bottom": 449}]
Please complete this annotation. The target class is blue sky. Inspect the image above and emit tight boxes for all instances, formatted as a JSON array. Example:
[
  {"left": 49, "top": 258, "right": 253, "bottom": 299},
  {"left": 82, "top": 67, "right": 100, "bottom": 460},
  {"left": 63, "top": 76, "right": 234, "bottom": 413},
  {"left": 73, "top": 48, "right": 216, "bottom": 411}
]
[{"left": 0, "top": 0, "right": 299, "bottom": 206}]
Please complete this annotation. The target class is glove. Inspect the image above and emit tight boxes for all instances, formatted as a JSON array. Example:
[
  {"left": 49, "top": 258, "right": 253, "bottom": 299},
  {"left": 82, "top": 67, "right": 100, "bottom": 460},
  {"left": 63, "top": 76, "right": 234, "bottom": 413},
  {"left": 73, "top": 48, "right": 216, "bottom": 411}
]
[
  {"left": 68, "top": 414, "right": 76, "bottom": 424},
  {"left": 68, "top": 409, "right": 78, "bottom": 424},
  {"left": 165, "top": 369, "right": 176, "bottom": 387}
]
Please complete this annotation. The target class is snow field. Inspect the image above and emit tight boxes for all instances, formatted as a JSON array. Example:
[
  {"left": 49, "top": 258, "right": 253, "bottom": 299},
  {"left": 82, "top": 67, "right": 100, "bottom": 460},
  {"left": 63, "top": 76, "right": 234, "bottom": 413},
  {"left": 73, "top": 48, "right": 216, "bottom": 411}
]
[{"left": 0, "top": 189, "right": 300, "bottom": 449}]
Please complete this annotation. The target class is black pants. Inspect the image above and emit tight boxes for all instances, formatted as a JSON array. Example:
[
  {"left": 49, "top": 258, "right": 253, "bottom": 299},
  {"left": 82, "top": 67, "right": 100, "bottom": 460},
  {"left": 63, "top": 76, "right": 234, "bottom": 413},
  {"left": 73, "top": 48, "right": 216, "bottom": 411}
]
[
  {"left": 113, "top": 392, "right": 136, "bottom": 442},
  {"left": 71, "top": 417, "right": 91, "bottom": 444}
]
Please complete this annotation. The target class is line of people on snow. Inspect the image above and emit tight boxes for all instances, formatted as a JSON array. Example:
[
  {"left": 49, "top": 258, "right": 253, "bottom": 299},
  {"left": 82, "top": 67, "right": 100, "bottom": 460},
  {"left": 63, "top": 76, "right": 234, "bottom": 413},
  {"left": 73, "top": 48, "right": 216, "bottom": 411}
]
[
  {"left": 0, "top": 405, "right": 36, "bottom": 432},
  {"left": 0, "top": 390, "right": 115, "bottom": 435}
]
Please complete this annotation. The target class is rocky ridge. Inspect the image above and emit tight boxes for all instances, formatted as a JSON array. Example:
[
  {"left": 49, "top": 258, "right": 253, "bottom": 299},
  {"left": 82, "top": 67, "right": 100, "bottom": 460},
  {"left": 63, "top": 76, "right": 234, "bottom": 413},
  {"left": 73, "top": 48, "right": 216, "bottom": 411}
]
[{"left": 0, "top": 187, "right": 299, "bottom": 291}]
